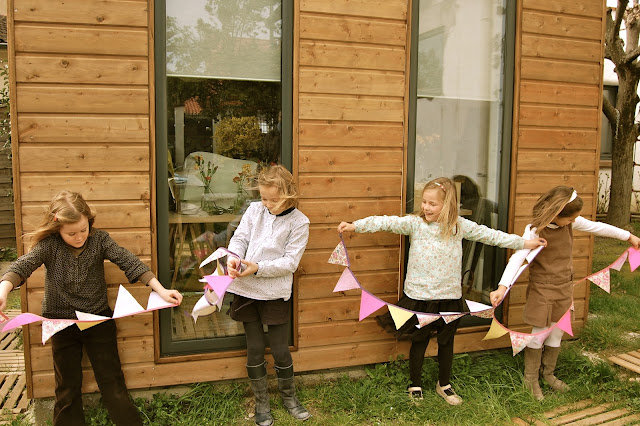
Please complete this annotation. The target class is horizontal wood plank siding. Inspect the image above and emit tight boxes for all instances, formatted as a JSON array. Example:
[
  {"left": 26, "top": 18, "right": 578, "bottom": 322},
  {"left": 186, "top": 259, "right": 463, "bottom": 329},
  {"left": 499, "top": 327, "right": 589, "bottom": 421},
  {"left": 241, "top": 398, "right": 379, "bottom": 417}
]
[{"left": 507, "top": 0, "right": 605, "bottom": 329}]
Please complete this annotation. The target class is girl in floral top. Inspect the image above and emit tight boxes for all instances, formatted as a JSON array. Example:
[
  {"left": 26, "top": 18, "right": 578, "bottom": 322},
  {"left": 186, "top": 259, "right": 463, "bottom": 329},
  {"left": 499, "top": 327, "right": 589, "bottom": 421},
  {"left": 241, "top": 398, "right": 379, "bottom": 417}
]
[{"left": 338, "top": 177, "right": 545, "bottom": 405}]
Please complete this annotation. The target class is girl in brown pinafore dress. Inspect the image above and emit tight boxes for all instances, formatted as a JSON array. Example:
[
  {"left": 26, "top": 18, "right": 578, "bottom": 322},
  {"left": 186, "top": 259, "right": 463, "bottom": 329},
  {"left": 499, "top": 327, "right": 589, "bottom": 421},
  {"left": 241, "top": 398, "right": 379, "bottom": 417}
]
[{"left": 491, "top": 186, "right": 640, "bottom": 400}]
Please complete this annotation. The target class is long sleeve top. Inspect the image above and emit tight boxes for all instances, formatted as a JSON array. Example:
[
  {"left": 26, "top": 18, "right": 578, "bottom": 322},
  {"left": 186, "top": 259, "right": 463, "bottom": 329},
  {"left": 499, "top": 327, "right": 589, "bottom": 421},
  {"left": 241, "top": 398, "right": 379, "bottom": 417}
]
[
  {"left": 497, "top": 216, "right": 631, "bottom": 288},
  {"left": 3, "top": 229, "right": 153, "bottom": 319},
  {"left": 226, "top": 202, "right": 310, "bottom": 301},
  {"left": 354, "top": 215, "right": 525, "bottom": 300}
]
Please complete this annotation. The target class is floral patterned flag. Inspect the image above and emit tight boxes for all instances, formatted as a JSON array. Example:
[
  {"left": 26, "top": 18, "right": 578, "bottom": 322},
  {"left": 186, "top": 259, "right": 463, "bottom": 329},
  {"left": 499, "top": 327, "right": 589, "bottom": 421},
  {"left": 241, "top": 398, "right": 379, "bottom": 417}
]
[
  {"left": 510, "top": 331, "right": 535, "bottom": 356},
  {"left": 333, "top": 268, "right": 360, "bottom": 292},
  {"left": 328, "top": 241, "right": 349, "bottom": 267},
  {"left": 610, "top": 251, "right": 628, "bottom": 271},
  {"left": 416, "top": 314, "right": 440, "bottom": 329},
  {"left": 531, "top": 327, "right": 554, "bottom": 347},
  {"left": 586, "top": 268, "right": 610, "bottom": 293},
  {"left": 441, "top": 313, "right": 466, "bottom": 324},
  {"left": 41, "top": 320, "right": 75, "bottom": 344},
  {"left": 388, "top": 305, "right": 414, "bottom": 329},
  {"left": 466, "top": 300, "right": 494, "bottom": 319}
]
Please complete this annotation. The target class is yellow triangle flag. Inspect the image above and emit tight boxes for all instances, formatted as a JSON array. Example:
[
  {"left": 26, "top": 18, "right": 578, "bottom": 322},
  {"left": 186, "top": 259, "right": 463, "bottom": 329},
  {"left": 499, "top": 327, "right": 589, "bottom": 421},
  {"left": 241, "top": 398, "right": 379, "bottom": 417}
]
[
  {"left": 482, "top": 318, "right": 508, "bottom": 340},
  {"left": 76, "top": 320, "right": 107, "bottom": 331},
  {"left": 388, "top": 305, "right": 414, "bottom": 329}
]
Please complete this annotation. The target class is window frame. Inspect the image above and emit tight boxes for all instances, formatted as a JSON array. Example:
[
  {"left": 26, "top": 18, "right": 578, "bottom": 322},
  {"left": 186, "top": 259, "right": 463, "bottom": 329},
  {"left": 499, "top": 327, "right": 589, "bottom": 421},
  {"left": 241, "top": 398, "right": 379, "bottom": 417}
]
[
  {"left": 406, "top": 0, "right": 517, "bottom": 324},
  {"left": 154, "top": 0, "right": 294, "bottom": 357}
]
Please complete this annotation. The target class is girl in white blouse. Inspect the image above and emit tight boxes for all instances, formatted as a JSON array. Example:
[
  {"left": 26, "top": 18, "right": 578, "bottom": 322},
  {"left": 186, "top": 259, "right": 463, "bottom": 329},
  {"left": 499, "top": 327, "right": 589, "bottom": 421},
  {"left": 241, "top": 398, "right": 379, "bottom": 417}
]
[{"left": 226, "top": 165, "right": 310, "bottom": 426}]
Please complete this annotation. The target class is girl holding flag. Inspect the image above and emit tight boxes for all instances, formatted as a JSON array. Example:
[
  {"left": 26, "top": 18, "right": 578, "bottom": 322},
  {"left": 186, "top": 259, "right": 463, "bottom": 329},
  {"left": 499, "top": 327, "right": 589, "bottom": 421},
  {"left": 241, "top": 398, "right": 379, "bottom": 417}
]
[{"left": 490, "top": 185, "right": 640, "bottom": 400}]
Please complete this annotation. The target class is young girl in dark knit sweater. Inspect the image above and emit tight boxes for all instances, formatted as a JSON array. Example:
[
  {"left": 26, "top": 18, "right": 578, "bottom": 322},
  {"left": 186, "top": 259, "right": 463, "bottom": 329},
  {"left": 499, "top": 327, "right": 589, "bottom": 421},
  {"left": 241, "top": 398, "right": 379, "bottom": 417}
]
[{"left": 0, "top": 191, "right": 182, "bottom": 425}]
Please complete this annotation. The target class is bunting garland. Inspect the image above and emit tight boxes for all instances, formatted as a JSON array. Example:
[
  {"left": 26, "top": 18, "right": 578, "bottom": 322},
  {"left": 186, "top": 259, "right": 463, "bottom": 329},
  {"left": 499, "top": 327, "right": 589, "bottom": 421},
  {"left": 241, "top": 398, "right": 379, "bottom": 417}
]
[
  {"left": 329, "top": 235, "right": 640, "bottom": 355},
  {"left": 1, "top": 286, "right": 178, "bottom": 344}
]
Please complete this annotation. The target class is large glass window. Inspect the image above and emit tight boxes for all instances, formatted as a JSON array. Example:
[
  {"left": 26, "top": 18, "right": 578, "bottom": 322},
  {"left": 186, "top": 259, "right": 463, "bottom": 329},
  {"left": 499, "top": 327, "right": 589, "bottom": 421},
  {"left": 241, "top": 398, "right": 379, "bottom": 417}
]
[
  {"left": 157, "top": 0, "right": 291, "bottom": 355},
  {"left": 410, "top": 0, "right": 513, "bottom": 311}
]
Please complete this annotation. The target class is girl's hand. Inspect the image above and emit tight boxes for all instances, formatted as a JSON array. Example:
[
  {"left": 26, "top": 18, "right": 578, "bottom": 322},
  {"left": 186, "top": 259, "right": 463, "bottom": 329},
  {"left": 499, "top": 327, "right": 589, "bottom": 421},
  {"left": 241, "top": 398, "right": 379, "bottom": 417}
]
[
  {"left": 523, "top": 237, "right": 547, "bottom": 250},
  {"left": 227, "top": 256, "right": 242, "bottom": 278},
  {"left": 159, "top": 288, "right": 183, "bottom": 305},
  {"left": 235, "top": 260, "right": 259, "bottom": 277},
  {"left": 338, "top": 222, "right": 355, "bottom": 233},
  {"left": 0, "top": 281, "right": 13, "bottom": 312},
  {"left": 628, "top": 234, "right": 640, "bottom": 250},
  {"left": 489, "top": 286, "right": 507, "bottom": 307}
]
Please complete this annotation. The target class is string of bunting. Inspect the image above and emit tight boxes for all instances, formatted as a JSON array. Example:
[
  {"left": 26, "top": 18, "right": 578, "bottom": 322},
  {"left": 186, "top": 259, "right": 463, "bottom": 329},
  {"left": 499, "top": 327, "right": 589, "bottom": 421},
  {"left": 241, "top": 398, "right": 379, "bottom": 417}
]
[
  {"left": 328, "top": 235, "right": 640, "bottom": 356},
  {"left": 0, "top": 286, "right": 179, "bottom": 344}
]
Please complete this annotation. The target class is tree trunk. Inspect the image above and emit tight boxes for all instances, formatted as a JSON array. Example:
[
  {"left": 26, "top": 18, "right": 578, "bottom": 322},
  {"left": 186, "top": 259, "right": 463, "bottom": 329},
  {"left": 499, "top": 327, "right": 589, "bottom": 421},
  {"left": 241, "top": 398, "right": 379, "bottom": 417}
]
[
  {"left": 606, "top": 74, "right": 638, "bottom": 227},
  {"left": 606, "top": 125, "right": 635, "bottom": 227}
]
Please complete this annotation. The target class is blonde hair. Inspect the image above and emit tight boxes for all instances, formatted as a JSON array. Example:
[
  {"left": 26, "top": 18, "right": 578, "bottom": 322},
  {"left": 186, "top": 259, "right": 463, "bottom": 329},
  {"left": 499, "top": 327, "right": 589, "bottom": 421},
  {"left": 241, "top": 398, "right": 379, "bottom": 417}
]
[
  {"left": 27, "top": 191, "right": 95, "bottom": 250},
  {"left": 417, "top": 177, "right": 459, "bottom": 239},
  {"left": 257, "top": 165, "right": 298, "bottom": 211},
  {"left": 531, "top": 186, "right": 583, "bottom": 229}
]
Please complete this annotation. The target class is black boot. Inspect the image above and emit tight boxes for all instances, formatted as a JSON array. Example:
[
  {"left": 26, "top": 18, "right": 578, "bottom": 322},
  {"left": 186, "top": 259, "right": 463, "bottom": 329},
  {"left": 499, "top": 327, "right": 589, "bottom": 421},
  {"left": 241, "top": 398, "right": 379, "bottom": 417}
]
[
  {"left": 274, "top": 363, "right": 310, "bottom": 421},
  {"left": 247, "top": 361, "right": 273, "bottom": 426}
]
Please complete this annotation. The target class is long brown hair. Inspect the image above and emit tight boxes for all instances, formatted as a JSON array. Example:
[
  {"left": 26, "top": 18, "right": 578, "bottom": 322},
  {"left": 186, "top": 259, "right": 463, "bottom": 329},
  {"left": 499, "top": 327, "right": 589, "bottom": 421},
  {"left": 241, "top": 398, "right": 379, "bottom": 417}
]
[
  {"left": 27, "top": 191, "right": 95, "bottom": 249},
  {"left": 257, "top": 164, "right": 299, "bottom": 211},
  {"left": 417, "top": 177, "right": 459, "bottom": 239},
  {"left": 531, "top": 186, "right": 583, "bottom": 230}
]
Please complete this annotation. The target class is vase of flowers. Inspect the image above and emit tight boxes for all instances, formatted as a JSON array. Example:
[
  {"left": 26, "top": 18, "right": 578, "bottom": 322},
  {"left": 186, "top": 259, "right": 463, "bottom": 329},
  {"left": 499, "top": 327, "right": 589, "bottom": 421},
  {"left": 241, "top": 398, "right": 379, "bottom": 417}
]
[
  {"left": 194, "top": 155, "right": 219, "bottom": 214},
  {"left": 232, "top": 164, "right": 254, "bottom": 213}
]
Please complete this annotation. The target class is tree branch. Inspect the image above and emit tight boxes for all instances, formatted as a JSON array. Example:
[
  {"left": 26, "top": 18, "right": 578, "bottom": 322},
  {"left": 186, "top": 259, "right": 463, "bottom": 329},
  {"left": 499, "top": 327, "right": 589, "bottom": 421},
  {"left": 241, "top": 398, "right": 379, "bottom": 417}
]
[
  {"left": 602, "top": 95, "right": 618, "bottom": 127},
  {"left": 625, "top": 44, "right": 640, "bottom": 62},
  {"left": 614, "top": 0, "right": 629, "bottom": 40}
]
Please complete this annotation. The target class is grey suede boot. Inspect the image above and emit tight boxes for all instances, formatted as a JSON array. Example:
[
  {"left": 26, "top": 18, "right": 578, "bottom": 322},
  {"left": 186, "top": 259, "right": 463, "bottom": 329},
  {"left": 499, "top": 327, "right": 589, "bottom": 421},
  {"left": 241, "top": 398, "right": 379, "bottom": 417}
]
[
  {"left": 274, "top": 364, "right": 310, "bottom": 421},
  {"left": 247, "top": 361, "right": 273, "bottom": 426},
  {"left": 523, "top": 347, "right": 544, "bottom": 401},
  {"left": 541, "top": 346, "right": 570, "bottom": 392}
]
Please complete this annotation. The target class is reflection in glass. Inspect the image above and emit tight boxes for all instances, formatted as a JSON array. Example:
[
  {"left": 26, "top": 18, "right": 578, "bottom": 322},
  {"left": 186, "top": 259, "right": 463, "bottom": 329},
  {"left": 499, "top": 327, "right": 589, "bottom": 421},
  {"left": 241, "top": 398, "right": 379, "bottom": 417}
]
[
  {"left": 165, "top": 0, "right": 282, "bottom": 349},
  {"left": 414, "top": 0, "right": 506, "bottom": 305}
]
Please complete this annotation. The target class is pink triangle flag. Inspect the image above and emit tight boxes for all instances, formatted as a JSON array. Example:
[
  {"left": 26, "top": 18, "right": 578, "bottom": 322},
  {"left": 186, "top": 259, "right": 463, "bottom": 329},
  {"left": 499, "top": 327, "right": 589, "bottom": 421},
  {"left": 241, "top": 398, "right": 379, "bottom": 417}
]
[
  {"left": 1, "top": 312, "right": 45, "bottom": 333},
  {"left": 204, "top": 274, "right": 234, "bottom": 299},
  {"left": 587, "top": 268, "right": 610, "bottom": 293},
  {"left": 628, "top": 248, "right": 640, "bottom": 272},
  {"left": 333, "top": 268, "right": 360, "bottom": 292},
  {"left": 610, "top": 251, "right": 628, "bottom": 271},
  {"left": 328, "top": 241, "right": 349, "bottom": 267},
  {"left": 359, "top": 292, "right": 387, "bottom": 321},
  {"left": 555, "top": 309, "right": 573, "bottom": 337},
  {"left": 415, "top": 314, "right": 440, "bottom": 328},
  {"left": 510, "top": 331, "right": 534, "bottom": 356},
  {"left": 41, "top": 319, "right": 75, "bottom": 344}
]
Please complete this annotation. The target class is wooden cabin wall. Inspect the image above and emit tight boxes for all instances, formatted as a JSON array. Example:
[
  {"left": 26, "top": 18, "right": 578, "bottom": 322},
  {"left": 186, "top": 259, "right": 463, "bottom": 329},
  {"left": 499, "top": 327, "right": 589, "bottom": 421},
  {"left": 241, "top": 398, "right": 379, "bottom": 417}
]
[
  {"left": 506, "top": 0, "right": 606, "bottom": 332},
  {"left": 7, "top": 0, "right": 607, "bottom": 399}
]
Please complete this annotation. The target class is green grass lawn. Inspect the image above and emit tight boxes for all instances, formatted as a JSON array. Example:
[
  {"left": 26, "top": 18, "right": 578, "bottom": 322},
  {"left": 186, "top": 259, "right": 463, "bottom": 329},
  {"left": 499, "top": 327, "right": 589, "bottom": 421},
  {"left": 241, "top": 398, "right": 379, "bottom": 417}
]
[{"left": 16, "top": 227, "right": 640, "bottom": 425}]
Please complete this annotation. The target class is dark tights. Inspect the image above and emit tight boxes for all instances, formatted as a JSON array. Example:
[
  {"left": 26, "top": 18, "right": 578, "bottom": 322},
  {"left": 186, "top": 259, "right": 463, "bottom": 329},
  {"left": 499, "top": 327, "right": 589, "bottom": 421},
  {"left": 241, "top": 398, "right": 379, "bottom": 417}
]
[
  {"left": 409, "top": 337, "right": 454, "bottom": 388},
  {"left": 244, "top": 320, "right": 292, "bottom": 368}
]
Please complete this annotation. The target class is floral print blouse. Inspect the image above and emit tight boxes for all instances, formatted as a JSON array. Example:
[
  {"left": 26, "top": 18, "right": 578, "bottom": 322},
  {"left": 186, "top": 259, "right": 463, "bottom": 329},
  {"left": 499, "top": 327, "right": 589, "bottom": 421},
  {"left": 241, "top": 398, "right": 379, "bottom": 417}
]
[{"left": 354, "top": 215, "right": 524, "bottom": 300}]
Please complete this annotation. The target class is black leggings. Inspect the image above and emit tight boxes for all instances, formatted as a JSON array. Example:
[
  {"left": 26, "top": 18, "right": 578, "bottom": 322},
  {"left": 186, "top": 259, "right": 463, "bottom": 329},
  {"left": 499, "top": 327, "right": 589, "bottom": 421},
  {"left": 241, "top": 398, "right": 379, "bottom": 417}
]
[
  {"left": 244, "top": 320, "right": 292, "bottom": 368},
  {"left": 409, "top": 336, "right": 455, "bottom": 388}
]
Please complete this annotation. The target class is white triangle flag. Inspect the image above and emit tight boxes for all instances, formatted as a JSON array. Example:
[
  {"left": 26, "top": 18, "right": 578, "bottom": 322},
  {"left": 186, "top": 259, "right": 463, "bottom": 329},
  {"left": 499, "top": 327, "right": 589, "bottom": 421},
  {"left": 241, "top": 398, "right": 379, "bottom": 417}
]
[
  {"left": 191, "top": 293, "right": 218, "bottom": 323},
  {"left": 146, "top": 291, "right": 177, "bottom": 311},
  {"left": 75, "top": 311, "right": 111, "bottom": 330},
  {"left": 112, "top": 285, "right": 145, "bottom": 318}
]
